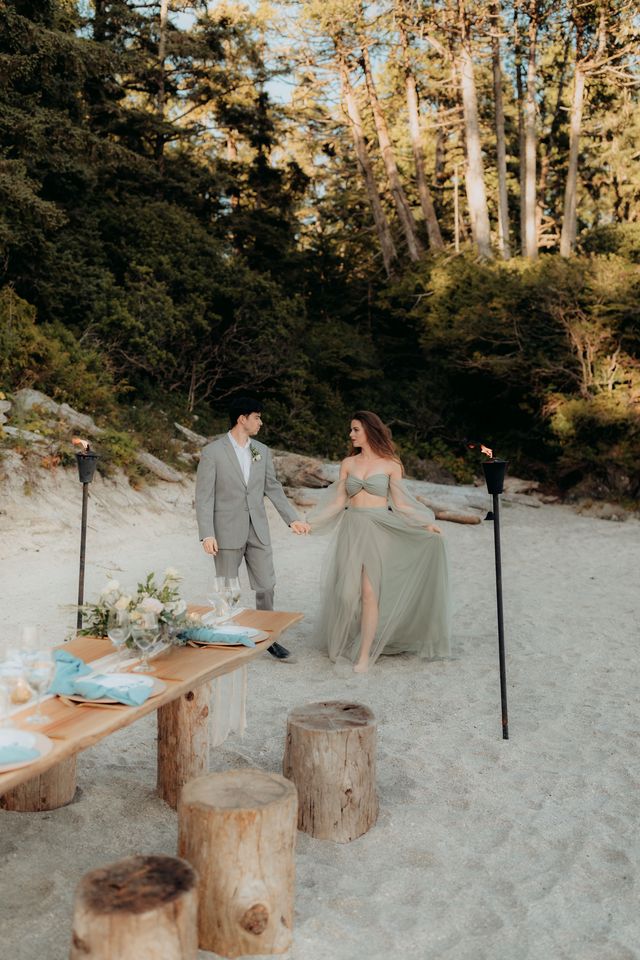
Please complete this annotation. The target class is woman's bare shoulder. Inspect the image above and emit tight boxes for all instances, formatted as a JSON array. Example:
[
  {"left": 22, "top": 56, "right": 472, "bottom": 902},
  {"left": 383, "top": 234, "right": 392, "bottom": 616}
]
[{"left": 339, "top": 455, "right": 357, "bottom": 477}]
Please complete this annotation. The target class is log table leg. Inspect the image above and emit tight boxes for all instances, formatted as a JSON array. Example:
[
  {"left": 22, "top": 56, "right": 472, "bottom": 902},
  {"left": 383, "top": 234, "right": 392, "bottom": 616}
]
[
  {"left": 283, "top": 700, "right": 378, "bottom": 842},
  {"left": 178, "top": 769, "right": 297, "bottom": 957},
  {"left": 70, "top": 854, "right": 198, "bottom": 960},
  {"left": 0, "top": 755, "right": 77, "bottom": 812},
  {"left": 157, "top": 681, "right": 212, "bottom": 809}
]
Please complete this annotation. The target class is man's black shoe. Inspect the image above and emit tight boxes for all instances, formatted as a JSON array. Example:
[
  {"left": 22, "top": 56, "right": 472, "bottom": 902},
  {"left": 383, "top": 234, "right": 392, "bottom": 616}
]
[{"left": 267, "top": 641, "right": 291, "bottom": 660}]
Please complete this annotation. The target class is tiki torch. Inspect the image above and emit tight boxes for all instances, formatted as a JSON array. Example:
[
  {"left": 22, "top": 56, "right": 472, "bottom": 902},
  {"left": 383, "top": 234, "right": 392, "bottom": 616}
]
[
  {"left": 468, "top": 442, "right": 510, "bottom": 740},
  {"left": 72, "top": 438, "right": 100, "bottom": 630}
]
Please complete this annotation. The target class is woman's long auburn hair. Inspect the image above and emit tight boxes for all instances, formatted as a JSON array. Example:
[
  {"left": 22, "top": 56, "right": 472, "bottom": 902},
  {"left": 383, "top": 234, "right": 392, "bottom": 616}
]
[{"left": 350, "top": 411, "right": 402, "bottom": 467}]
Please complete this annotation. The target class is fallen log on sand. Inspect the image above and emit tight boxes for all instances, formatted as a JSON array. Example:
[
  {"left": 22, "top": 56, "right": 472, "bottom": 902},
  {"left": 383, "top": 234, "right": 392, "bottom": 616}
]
[{"left": 416, "top": 496, "right": 482, "bottom": 525}]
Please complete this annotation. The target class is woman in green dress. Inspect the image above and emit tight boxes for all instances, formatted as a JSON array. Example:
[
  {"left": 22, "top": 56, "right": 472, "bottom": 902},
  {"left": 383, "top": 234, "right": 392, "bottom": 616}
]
[{"left": 309, "top": 411, "right": 451, "bottom": 672}]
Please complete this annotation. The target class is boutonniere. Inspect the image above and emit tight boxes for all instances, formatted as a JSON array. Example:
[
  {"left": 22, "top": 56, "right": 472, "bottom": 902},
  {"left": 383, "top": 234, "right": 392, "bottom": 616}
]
[{"left": 250, "top": 444, "right": 262, "bottom": 463}]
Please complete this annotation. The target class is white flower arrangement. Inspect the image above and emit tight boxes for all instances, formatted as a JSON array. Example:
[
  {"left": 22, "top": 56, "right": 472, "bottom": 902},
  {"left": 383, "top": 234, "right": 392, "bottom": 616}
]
[{"left": 81, "top": 568, "right": 193, "bottom": 643}]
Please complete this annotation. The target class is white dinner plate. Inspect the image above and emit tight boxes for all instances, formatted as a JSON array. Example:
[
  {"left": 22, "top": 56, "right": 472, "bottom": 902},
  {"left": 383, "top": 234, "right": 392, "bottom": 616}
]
[
  {"left": 0, "top": 729, "right": 54, "bottom": 773},
  {"left": 63, "top": 674, "right": 166, "bottom": 705}
]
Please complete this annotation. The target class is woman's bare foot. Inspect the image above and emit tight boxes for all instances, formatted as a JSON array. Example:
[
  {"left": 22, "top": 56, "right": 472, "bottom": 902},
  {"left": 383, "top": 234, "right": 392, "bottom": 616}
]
[{"left": 353, "top": 661, "right": 369, "bottom": 674}]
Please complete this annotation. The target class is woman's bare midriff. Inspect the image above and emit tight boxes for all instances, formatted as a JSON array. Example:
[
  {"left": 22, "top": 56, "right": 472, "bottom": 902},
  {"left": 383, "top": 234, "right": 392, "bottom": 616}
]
[{"left": 348, "top": 491, "right": 389, "bottom": 509}]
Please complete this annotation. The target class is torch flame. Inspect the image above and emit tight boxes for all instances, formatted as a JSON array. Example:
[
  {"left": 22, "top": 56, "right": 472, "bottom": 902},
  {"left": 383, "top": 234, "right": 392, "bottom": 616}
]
[
  {"left": 466, "top": 440, "right": 494, "bottom": 459},
  {"left": 72, "top": 437, "right": 90, "bottom": 453}
]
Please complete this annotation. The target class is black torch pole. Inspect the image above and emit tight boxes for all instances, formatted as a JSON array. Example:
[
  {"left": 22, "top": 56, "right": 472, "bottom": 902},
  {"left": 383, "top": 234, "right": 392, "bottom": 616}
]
[
  {"left": 75, "top": 450, "right": 99, "bottom": 631},
  {"left": 76, "top": 481, "right": 89, "bottom": 630},
  {"left": 492, "top": 492, "right": 509, "bottom": 739},
  {"left": 482, "top": 458, "right": 510, "bottom": 740}
]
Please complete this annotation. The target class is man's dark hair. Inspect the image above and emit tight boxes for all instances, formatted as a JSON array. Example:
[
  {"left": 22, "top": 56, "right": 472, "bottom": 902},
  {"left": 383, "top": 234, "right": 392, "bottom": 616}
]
[{"left": 228, "top": 396, "right": 262, "bottom": 427}]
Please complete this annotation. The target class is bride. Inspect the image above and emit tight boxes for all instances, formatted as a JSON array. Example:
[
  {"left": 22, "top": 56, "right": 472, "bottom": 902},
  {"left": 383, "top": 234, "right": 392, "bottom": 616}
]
[{"left": 309, "top": 411, "right": 451, "bottom": 672}]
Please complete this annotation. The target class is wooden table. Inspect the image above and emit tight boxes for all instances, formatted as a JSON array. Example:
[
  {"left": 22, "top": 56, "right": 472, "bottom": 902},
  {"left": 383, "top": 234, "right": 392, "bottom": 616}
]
[{"left": 0, "top": 609, "right": 303, "bottom": 811}]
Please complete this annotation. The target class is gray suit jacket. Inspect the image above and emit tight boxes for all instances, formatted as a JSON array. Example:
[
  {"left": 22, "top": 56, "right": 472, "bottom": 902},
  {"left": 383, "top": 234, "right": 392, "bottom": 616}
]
[{"left": 195, "top": 436, "right": 298, "bottom": 548}]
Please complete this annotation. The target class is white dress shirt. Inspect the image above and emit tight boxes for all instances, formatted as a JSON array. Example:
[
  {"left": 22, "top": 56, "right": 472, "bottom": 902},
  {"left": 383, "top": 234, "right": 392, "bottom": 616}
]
[{"left": 228, "top": 431, "right": 252, "bottom": 485}]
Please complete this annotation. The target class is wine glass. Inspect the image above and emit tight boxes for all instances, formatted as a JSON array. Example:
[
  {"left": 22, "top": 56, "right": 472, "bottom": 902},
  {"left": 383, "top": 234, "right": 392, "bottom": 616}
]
[
  {"left": 107, "top": 608, "right": 130, "bottom": 661},
  {"left": 130, "top": 617, "right": 159, "bottom": 673},
  {"left": 20, "top": 624, "right": 39, "bottom": 652},
  {"left": 226, "top": 577, "right": 241, "bottom": 611},
  {"left": 0, "top": 682, "right": 10, "bottom": 729},
  {"left": 23, "top": 649, "right": 55, "bottom": 725},
  {"left": 0, "top": 654, "right": 15, "bottom": 728},
  {"left": 206, "top": 578, "right": 230, "bottom": 622}
]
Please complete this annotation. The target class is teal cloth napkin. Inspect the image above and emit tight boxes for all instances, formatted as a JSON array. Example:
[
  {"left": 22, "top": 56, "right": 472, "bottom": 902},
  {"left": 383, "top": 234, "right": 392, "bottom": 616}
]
[
  {"left": 72, "top": 674, "right": 152, "bottom": 706},
  {"left": 49, "top": 650, "right": 91, "bottom": 695},
  {"left": 180, "top": 627, "right": 255, "bottom": 648},
  {"left": 0, "top": 742, "right": 40, "bottom": 764}
]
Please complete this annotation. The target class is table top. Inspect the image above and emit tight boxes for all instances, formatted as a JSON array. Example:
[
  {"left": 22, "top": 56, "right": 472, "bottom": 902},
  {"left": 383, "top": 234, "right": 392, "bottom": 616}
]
[{"left": 0, "top": 608, "right": 303, "bottom": 796}]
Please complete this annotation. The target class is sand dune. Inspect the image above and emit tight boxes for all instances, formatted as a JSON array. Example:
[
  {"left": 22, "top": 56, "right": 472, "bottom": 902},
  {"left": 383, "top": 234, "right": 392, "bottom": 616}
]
[{"left": 1, "top": 461, "right": 639, "bottom": 959}]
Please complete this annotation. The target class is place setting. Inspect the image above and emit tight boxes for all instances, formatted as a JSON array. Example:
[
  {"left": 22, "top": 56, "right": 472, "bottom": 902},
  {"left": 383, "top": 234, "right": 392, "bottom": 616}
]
[
  {"left": 186, "top": 578, "right": 265, "bottom": 649},
  {"left": 0, "top": 627, "right": 59, "bottom": 772},
  {"left": 50, "top": 611, "right": 168, "bottom": 708}
]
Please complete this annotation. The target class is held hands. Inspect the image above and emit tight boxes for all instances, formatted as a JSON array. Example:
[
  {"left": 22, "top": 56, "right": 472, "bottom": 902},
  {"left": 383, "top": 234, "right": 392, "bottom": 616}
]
[
  {"left": 290, "top": 520, "right": 311, "bottom": 536},
  {"left": 202, "top": 537, "right": 219, "bottom": 556}
]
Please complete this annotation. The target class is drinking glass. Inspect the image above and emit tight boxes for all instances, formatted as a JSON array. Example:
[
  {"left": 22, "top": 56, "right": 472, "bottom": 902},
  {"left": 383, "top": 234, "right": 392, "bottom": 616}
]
[
  {"left": 0, "top": 656, "right": 15, "bottom": 727},
  {"left": 214, "top": 576, "right": 232, "bottom": 603},
  {"left": 130, "top": 619, "right": 159, "bottom": 673},
  {"left": 207, "top": 578, "right": 230, "bottom": 622},
  {"left": 107, "top": 608, "right": 130, "bottom": 660},
  {"left": 23, "top": 649, "right": 55, "bottom": 725},
  {"left": 0, "top": 683, "right": 10, "bottom": 728},
  {"left": 226, "top": 577, "right": 241, "bottom": 610},
  {"left": 21, "top": 624, "right": 39, "bottom": 652}
]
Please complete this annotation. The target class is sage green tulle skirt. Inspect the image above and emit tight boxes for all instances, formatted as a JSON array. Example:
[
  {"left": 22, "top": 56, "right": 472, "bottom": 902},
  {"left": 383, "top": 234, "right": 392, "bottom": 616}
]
[{"left": 315, "top": 506, "right": 451, "bottom": 665}]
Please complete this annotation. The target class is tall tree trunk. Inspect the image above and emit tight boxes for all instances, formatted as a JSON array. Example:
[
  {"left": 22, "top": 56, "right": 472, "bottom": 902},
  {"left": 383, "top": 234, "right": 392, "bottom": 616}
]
[
  {"left": 337, "top": 52, "right": 398, "bottom": 276},
  {"left": 490, "top": 1, "right": 511, "bottom": 258},
  {"left": 359, "top": 40, "right": 424, "bottom": 261},
  {"left": 522, "top": 1, "right": 538, "bottom": 259},
  {"left": 560, "top": 63, "right": 585, "bottom": 257},
  {"left": 226, "top": 130, "right": 240, "bottom": 210},
  {"left": 514, "top": 6, "right": 526, "bottom": 252},
  {"left": 537, "top": 31, "right": 571, "bottom": 246},
  {"left": 397, "top": 11, "right": 444, "bottom": 250},
  {"left": 434, "top": 113, "right": 445, "bottom": 189},
  {"left": 457, "top": 2, "right": 493, "bottom": 259},
  {"left": 155, "top": 0, "right": 169, "bottom": 169},
  {"left": 93, "top": 0, "right": 106, "bottom": 41}
]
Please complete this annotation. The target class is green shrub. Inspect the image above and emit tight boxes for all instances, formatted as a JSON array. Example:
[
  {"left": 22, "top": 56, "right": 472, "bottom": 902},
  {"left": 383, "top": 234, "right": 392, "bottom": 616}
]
[{"left": 0, "top": 287, "right": 119, "bottom": 416}]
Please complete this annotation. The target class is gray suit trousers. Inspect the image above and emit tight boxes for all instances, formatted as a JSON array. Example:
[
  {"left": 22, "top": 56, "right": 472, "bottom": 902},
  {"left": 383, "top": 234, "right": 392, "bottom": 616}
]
[{"left": 214, "top": 523, "right": 275, "bottom": 611}]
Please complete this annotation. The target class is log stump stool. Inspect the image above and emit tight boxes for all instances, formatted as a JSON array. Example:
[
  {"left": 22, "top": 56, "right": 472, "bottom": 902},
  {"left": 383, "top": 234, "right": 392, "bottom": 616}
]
[
  {"left": 69, "top": 854, "right": 198, "bottom": 960},
  {"left": 178, "top": 769, "right": 297, "bottom": 957},
  {"left": 0, "top": 755, "right": 77, "bottom": 811},
  {"left": 157, "top": 680, "right": 212, "bottom": 809},
  {"left": 283, "top": 701, "right": 378, "bottom": 843}
]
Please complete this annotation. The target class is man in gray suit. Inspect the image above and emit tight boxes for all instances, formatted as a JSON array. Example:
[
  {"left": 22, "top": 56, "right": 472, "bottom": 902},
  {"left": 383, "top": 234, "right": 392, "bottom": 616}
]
[{"left": 195, "top": 397, "right": 310, "bottom": 660}]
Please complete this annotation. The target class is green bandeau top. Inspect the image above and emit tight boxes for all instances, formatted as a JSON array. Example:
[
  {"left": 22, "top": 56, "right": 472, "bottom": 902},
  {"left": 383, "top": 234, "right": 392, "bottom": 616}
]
[{"left": 345, "top": 473, "right": 391, "bottom": 498}]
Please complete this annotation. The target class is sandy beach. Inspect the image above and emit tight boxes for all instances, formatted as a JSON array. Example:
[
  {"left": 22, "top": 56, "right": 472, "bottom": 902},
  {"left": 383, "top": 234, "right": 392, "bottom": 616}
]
[{"left": 1, "top": 458, "right": 639, "bottom": 959}]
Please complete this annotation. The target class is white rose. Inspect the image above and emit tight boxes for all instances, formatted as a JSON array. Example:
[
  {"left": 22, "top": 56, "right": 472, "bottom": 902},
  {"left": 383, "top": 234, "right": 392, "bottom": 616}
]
[
  {"left": 100, "top": 579, "right": 120, "bottom": 596},
  {"left": 167, "top": 599, "right": 187, "bottom": 616},
  {"left": 114, "top": 595, "right": 131, "bottom": 611},
  {"left": 140, "top": 596, "right": 164, "bottom": 614},
  {"left": 164, "top": 567, "right": 182, "bottom": 581}
]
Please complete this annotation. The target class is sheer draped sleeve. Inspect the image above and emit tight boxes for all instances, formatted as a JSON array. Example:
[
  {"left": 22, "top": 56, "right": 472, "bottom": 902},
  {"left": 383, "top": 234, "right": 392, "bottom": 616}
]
[
  {"left": 306, "top": 479, "right": 348, "bottom": 534},
  {"left": 389, "top": 477, "right": 436, "bottom": 527}
]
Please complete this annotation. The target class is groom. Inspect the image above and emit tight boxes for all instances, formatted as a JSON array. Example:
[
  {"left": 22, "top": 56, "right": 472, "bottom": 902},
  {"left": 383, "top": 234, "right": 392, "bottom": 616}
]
[{"left": 195, "top": 396, "right": 310, "bottom": 660}]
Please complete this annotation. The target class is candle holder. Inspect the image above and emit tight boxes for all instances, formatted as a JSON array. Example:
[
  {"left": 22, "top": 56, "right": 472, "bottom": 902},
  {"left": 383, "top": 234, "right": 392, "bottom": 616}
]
[
  {"left": 482, "top": 458, "right": 510, "bottom": 739},
  {"left": 75, "top": 449, "right": 100, "bottom": 630}
]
